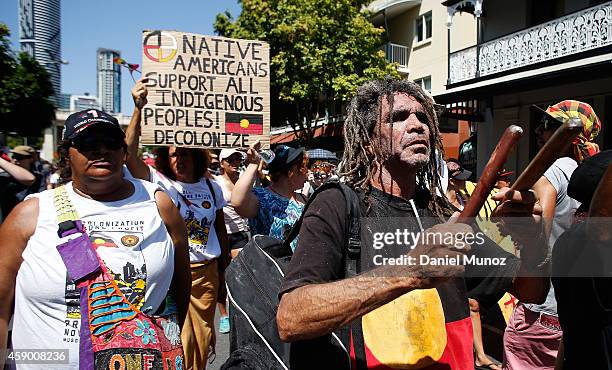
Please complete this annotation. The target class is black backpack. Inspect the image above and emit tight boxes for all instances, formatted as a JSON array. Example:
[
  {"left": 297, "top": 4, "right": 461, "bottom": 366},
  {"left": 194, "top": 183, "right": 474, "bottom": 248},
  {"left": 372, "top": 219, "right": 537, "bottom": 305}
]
[{"left": 221, "top": 180, "right": 363, "bottom": 370}]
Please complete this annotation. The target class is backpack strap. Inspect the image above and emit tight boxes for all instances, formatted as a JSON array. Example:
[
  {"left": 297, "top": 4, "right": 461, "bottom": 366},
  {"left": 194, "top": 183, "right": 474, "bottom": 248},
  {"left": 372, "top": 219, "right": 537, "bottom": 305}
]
[
  {"left": 334, "top": 183, "right": 367, "bottom": 370},
  {"left": 205, "top": 178, "right": 217, "bottom": 208},
  {"left": 53, "top": 185, "right": 83, "bottom": 238},
  {"left": 283, "top": 180, "right": 367, "bottom": 370},
  {"left": 283, "top": 180, "right": 362, "bottom": 262},
  {"left": 53, "top": 185, "right": 101, "bottom": 283},
  {"left": 337, "top": 183, "right": 362, "bottom": 277}
]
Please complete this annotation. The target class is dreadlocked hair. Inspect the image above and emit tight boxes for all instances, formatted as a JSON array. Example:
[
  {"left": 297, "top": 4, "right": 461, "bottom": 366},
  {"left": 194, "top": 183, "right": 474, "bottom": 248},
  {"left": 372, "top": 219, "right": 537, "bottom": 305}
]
[{"left": 338, "top": 76, "right": 454, "bottom": 220}]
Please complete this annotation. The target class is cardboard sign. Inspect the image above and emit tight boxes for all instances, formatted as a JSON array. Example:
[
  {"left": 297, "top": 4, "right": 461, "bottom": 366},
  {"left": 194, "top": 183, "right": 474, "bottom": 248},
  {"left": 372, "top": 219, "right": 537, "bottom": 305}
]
[{"left": 141, "top": 30, "right": 270, "bottom": 149}]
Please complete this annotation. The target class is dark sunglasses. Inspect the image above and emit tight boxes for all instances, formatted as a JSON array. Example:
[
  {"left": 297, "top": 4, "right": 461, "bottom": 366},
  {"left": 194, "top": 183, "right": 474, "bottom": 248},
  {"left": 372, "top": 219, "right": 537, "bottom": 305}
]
[
  {"left": 12, "top": 154, "right": 31, "bottom": 161},
  {"left": 224, "top": 155, "right": 244, "bottom": 163},
  {"left": 72, "top": 134, "right": 124, "bottom": 152}
]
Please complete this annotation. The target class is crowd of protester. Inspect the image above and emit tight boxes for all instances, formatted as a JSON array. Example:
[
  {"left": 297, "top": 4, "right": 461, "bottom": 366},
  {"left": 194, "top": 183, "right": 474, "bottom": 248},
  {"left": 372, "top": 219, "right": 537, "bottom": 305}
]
[{"left": 0, "top": 76, "right": 610, "bottom": 370}]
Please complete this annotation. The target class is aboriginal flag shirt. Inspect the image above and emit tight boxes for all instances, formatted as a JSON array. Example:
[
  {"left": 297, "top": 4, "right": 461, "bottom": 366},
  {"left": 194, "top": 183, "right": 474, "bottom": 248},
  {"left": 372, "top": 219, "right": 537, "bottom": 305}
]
[{"left": 281, "top": 186, "right": 518, "bottom": 370}]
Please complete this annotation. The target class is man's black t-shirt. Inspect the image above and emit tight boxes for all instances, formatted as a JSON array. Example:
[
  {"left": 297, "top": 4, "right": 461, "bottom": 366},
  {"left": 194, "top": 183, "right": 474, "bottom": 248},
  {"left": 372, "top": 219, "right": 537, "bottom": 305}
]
[
  {"left": 280, "top": 186, "right": 519, "bottom": 369},
  {"left": 553, "top": 222, "right": 612, "bottom": 370}
]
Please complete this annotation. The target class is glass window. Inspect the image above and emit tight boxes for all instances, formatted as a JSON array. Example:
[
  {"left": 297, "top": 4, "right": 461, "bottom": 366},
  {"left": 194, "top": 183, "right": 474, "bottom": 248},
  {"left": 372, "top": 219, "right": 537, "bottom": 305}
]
[
  {"left": 415, "top": 11, "right": 432, "bottom": 43},
  {"left": 424, "top": 77, "right": 431, "bottom": 92},
  {"left": 415, "top": 76, "right": 432, "bottom": 93},
  {"left": 416, "top": 17, "right": 424, "bottom": 42}
]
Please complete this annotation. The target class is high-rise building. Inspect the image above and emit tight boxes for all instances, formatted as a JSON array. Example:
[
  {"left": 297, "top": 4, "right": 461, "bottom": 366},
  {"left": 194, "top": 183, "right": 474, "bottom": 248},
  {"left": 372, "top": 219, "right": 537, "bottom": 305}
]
[
  {"left": 57, "top": 93, "right": 71, "bottom": 110},
  {"left": 97, "top": 48, "right": 121, "bottom": 113},
  {"left": 19, "top": 0, "right": 62, "bottom": 105},
  {"left": 70, "top": 94, "right": 101, "bottom": 112}
]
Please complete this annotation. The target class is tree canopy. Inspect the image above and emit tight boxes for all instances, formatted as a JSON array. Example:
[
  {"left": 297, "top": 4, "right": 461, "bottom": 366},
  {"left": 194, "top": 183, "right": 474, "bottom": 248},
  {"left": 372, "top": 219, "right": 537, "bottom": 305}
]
[
  {"left": 0, "top": 24, "right": 55, "bottom": 138},
  {"left": 214, "top": 0, "right": 399, "bottom": 142}
]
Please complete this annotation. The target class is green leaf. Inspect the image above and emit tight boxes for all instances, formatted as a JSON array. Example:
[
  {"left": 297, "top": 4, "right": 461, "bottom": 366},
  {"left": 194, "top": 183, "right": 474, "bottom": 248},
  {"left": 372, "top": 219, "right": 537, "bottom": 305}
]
[{"left": 0, "top": 24, "right": 55, "bottom": 137}]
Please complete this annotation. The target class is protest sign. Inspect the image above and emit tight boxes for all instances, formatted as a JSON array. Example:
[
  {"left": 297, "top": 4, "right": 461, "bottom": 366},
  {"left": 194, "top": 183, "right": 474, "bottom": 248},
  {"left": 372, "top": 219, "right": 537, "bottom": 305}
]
[{"left": 141, "top": 30, "right": 270, "bottom": 149}]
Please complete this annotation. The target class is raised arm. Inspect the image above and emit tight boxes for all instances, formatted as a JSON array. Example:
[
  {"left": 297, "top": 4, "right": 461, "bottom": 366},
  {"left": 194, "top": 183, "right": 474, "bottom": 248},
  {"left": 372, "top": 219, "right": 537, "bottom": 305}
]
[
  {"left": 0, "top": 157, "right": 35, "bottom": 186},
  {"left": 532, "top": 176, "right": 558, "bottom": 241},
  {"left": 125, "top": 78, "right": 151, "bottom": 181},
  {"left": 155, "top": 190, "right": 190, "bottom": 327},
  {"left": 0, "top": 198, "right": 38, "bottom": 366},
  {"left": 492, "top": 188, "right": 550, "bottom": 304},
  {"left": 230, "top": 142, "right": 261, "bottom": 219}
]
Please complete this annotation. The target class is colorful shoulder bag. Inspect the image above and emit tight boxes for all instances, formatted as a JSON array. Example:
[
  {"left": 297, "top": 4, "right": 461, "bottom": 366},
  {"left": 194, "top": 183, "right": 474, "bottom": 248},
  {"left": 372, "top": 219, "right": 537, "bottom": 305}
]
[{"left": 53, "top": 185, "right": 185, "bottom": 370}]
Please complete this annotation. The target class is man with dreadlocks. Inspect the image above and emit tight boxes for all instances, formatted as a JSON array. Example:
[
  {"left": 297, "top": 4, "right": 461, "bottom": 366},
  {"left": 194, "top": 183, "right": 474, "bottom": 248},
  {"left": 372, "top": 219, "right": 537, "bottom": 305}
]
[{"left": 276, "top": 77, "right": 550, "bottom": 370}]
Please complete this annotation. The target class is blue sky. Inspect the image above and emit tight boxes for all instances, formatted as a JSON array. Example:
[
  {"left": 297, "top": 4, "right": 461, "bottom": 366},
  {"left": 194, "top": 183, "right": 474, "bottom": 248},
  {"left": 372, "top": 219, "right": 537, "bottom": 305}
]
[{"left": 0, "top": 0, "right": 242, "bottom": 114}]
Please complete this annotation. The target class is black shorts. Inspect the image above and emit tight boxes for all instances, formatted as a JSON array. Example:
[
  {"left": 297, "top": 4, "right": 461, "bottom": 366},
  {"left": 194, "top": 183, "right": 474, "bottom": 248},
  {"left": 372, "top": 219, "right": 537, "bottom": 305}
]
[{"left": 228, "top": 231, "right": 250, "bottom": 250}]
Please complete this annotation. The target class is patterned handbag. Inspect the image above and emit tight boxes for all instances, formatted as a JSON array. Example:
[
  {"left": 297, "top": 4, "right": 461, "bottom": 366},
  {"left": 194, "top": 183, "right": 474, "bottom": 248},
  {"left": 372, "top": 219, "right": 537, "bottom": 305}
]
[{"left": 52, "top": 186, "right": 185, "bottom": 370}]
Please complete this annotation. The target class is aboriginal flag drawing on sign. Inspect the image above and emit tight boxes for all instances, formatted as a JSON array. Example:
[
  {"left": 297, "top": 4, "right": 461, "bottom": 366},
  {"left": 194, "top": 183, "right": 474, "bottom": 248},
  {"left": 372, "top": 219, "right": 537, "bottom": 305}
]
[{"left": 225, "top": 113, "right": 264, "bottom": 135}]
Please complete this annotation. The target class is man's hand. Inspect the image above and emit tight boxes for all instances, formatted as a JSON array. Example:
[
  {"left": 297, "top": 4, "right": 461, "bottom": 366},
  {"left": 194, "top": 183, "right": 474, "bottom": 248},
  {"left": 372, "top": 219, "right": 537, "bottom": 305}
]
[
  {"left": 404, "top": 223, "right": 473, "bottom": 289},
  {"left": 132, "top": 78, "right": 149, "bottom": 109},
  {"left": 491, "top": 187, "right": 544, "bottom": 246}
]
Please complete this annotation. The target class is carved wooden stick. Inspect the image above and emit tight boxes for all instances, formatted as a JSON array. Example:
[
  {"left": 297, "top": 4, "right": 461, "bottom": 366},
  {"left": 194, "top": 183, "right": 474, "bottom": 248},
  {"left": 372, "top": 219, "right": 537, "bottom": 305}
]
[
  {"left": 510, "top": 118, "right": 583, "bottom": 191},
  {"left": 458, "top": 125, "right": 524, "bottom": 223}
]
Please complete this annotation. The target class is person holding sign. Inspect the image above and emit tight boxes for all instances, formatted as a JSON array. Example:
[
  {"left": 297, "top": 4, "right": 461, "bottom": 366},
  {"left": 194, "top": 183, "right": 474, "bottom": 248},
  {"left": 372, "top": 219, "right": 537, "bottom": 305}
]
[
  {"left": 232, "top": 142, "right": 308, "bottom": 250},
  {"left": 126, "top": 79, "right": 230, "bottom": 370}
]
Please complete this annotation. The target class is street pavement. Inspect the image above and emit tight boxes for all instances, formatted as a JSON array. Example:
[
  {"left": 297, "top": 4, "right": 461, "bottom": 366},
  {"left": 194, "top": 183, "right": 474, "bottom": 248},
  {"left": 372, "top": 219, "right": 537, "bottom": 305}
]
[{"left": 208, "top": 307, "right": 230, "bottom": 370}]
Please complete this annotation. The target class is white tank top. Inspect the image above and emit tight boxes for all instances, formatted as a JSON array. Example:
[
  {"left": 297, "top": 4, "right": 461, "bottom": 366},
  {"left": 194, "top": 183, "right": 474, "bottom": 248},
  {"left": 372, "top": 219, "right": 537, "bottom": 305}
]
[
  {"left": 214, "top": 175, "right": 249, "bottom": 234},
  {"left": 11, "top": 179, "right": 175, "bottom": 370}
]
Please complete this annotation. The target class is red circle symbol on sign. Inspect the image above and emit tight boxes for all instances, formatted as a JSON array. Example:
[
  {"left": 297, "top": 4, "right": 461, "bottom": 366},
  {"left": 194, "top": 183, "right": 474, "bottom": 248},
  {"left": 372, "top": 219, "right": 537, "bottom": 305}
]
[{"left": 143, "top": 31, "right": 178, "bottom": 63}]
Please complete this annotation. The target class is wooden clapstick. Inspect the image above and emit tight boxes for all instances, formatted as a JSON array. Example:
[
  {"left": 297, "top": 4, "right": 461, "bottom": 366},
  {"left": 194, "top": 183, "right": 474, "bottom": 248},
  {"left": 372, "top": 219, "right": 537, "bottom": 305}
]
[
  {"left": 510, "top": 117, "right": 583, "bottom": 191},
  {"left": 457, "top": 125, "right": 523, "bottom": 223}
]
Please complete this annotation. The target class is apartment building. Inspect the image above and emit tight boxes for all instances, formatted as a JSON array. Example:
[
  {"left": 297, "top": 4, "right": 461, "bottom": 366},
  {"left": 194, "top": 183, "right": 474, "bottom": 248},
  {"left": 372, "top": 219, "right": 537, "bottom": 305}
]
[
  {"left": 370, "top": 0, "right": 477, "bottom": 157},
  {"left": 437, "top": 0, "right": 612, "bottom": 176}
]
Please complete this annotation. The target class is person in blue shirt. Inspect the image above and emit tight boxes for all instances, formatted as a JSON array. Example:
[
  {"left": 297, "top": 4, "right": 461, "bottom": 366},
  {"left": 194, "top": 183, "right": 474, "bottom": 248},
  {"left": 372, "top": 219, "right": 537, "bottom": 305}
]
[{"left": 232, "top": 142, "right": 307, "bottom": 250}]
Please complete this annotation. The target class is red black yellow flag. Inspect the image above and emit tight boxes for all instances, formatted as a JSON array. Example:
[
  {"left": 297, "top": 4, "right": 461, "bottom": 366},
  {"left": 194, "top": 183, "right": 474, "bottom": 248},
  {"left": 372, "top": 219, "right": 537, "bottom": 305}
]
[{"left": 225, "top": 113, "right": 264, "bottom": 135}]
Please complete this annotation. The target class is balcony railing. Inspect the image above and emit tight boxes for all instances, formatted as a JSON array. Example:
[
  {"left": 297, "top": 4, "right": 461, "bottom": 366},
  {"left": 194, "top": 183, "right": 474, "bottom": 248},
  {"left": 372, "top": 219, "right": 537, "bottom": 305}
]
[
  {"left": 384, "top": 42, "right": 409, "bottom": 69},
  {"left": 448, "top": 1, "right": 612, "bottom": 84}
]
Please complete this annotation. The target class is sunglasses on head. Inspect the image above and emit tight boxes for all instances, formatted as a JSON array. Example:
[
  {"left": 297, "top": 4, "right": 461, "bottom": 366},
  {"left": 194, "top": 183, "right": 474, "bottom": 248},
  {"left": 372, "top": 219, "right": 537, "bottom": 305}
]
[{"left": 72, "top": 134, "right": 124, "bottom": 152}]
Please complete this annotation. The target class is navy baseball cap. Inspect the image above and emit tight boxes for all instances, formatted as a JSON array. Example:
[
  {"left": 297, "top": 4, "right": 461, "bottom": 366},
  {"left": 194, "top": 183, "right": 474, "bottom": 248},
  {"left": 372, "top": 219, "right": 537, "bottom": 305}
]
[
  {"left": 268, "top": 145, "right": 305, "bottom": 173},
  {"left": 62, "top": 109, "right": 124, "bottom": 141}
]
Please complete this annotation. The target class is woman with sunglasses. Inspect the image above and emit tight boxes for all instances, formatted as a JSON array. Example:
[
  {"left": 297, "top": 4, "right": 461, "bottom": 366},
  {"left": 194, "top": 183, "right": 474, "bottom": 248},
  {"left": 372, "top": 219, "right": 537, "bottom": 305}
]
[
  {"left": 0, "top": 109, "right": 191, "bottom": 369},
  {"left": 126, "top": 79, "right": 229, "bottom": 370},
  {"left": 232, "top": 142, "right": 308, "bottom": 250}
]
